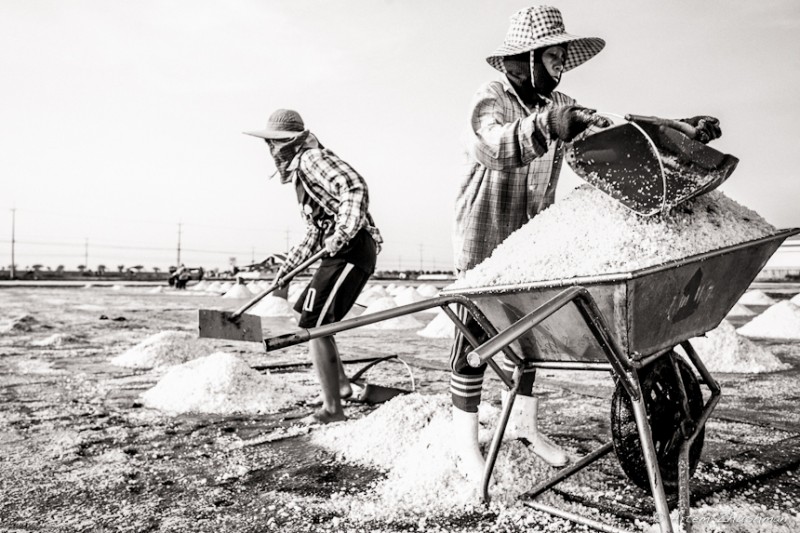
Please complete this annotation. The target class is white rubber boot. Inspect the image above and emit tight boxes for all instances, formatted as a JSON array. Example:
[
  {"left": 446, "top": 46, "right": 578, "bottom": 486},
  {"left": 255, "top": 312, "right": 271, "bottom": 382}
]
[
  {"left": 502, "top": 392, "right": 569, "bottom": 467},
  {"left": 451, "top": 407, "right": 486, "bottom": 483}
]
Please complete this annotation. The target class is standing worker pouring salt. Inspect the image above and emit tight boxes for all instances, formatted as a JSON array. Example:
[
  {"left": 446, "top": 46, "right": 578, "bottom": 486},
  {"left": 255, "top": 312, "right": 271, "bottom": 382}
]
[
  {"left": 245, "top": 109, "right": 383, "bottom": 424},
  {"left": 450, "top": 5, "right": 725, "bottom": 483},
  {"left": 450, "top": 5, "right": 611, "bottom": 480}
]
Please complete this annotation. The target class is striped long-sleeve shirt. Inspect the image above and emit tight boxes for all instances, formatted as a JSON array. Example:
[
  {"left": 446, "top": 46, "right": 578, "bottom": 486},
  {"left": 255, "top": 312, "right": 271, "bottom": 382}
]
[
  {"left": 279, "top": 146, "right": 382, "bottom": 276},
  {"left": 453, "top": 77, "right": 576, "bottom": 272}
]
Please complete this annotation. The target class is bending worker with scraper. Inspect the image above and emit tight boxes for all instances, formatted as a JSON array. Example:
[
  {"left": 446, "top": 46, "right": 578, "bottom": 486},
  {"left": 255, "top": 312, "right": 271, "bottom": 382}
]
[
  {"left": 245, "top": 109, "right": 382, "bottom": 424},
  {"left": 451, "top": 5, "right": 722, "bottom": 483}
]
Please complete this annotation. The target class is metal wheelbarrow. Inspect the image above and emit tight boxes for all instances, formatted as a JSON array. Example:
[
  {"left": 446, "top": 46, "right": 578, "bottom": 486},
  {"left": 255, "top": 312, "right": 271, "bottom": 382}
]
[{"left": 260, "top": 229, "right": 798, "bottom": 533}]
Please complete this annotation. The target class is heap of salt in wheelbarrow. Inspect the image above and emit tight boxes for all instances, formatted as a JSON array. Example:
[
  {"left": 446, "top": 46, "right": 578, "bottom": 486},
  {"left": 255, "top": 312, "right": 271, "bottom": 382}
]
[{"left": 452, "top": 186, "right": 775, "bottom": 289}]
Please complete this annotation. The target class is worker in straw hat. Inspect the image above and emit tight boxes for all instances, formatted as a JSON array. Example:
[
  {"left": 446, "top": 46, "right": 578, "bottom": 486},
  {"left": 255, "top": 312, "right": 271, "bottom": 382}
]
[
  {"left": 450, "top": 5, "right": 725, "bottom": 484},
  {"left": 245, "top": 109, "right": 383, "bottom": 424},
  {"left": 450, "top": 5, "right": 611, "bottom": 481}
]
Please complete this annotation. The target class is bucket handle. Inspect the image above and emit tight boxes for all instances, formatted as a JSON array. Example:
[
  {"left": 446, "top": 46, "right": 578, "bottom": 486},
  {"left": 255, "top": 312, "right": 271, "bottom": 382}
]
[{"left": 597, "top": 111, "right": 669, "bottom": 214}]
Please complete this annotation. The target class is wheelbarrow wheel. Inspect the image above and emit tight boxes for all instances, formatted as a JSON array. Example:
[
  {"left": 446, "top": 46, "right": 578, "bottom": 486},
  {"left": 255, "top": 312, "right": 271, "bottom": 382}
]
[{"left": 610, "top": 353, "right": 705, "bottom": 493}]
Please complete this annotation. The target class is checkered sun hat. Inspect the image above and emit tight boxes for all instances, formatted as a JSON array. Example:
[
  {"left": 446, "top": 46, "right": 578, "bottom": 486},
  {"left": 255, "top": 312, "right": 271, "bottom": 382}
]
[{"left": 487, "top": 5, "right": 605, "bottom": 73}]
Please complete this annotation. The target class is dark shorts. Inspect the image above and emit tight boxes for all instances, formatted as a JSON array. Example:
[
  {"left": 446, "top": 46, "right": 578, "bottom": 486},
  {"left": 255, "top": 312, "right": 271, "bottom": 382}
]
[{"left": 294, "top": 229, "right": 376, "bottom": 328}]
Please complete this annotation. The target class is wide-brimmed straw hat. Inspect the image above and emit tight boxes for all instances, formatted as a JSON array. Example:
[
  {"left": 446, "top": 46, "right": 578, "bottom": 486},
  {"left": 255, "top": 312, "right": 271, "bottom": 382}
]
[
  {"left": 243, "top": 109, "right": 306, "bottom": 140},
  {"left": 486, "top": 5, "right": 605, "bottom": 73}
]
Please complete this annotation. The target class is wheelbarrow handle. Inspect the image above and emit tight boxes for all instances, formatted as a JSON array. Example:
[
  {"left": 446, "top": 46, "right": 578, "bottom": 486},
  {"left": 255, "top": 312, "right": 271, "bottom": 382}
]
[{"left": 229, "top": 249, "right": 327, "bottom": 320}]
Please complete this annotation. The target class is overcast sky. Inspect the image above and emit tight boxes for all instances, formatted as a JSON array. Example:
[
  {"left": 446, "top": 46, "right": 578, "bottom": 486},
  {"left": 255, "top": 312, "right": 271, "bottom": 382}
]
[{"left": 2, "top": 0, "right": 799, "bottom": 272}]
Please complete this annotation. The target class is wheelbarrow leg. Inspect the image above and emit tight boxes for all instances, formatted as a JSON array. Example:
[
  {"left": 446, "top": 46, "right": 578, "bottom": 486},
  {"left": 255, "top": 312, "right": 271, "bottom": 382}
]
[
  {"left": 629, "top": 385, "right": 674, "bottom": 533},
  {"left": 522, "top": 441, "right": 614, "bottom": 499},
  {"left": 480, "top": 371, "right": 522, "bottom": 502},
  {"left": 676, "top": 340, "right": 722, "bottom": 533}
]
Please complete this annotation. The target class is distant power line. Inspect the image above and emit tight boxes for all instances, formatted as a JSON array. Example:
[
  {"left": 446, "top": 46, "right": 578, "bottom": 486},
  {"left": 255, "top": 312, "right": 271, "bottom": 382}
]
[{"left": 2, "top": 206, "right": 455, "bottom": 271}]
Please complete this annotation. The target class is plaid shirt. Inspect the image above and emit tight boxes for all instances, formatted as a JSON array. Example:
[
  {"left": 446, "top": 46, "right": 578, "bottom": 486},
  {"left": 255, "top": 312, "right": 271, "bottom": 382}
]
[
  {"left": 453, "top": 77, "right": 575, "bottom": 272},
  {"left": 279, "top": 147, "right": 382, "bottom": 276}
]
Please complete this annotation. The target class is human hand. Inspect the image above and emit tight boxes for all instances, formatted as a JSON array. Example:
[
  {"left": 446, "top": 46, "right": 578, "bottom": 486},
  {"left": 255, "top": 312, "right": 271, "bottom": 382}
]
[
  {"left": 324, "top": 234, "right": 346, "bottom": 255},
  {"left": 272, "top": 269, "right": 287, "bottom": 288},
  {"left": 549, "top": 106, "right": 611, "bottom": 142},
  {"left": 680, "top": 116, "right": 721, "bottom": 143}
]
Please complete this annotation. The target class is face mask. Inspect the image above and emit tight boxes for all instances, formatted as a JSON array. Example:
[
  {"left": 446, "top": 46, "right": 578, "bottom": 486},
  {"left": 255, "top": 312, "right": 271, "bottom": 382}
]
[{"left": 267, "top": 131, "right": 309, "bottom": 184}]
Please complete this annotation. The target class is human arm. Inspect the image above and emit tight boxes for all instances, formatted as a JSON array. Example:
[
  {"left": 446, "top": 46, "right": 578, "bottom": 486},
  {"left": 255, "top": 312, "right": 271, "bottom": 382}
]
[
  {"left": 677, "top": 116, "right": 721, "bottom": 143},
  {"left": 275, "top": 222, "right": 321, "bottom": 283},
  {"left": 470, "top": 82, "right": 554, "bottom": 171}
]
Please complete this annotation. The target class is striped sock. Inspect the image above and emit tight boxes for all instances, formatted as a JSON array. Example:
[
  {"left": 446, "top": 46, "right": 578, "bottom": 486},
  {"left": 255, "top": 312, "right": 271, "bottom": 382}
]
[{"left": 450, "top": 372, "right": 484, "bottom": 413}]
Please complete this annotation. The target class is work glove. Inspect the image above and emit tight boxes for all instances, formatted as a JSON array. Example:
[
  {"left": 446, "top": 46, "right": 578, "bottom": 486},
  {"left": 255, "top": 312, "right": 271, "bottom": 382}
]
[
  {"left": 548, "top": 106, "right": 612, "bottom": 143},
  {"left": 324, "top": 233, "right": 346, "bottom": 255},
  {"left": 679, "top": 115, "right": 722, "bottom": 144}
]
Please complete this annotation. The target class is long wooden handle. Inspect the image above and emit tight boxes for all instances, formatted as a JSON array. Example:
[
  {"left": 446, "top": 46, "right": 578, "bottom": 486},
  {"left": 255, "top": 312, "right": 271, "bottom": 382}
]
[{"left": 229, "top": 249, "right": 327, "bottom": 319}]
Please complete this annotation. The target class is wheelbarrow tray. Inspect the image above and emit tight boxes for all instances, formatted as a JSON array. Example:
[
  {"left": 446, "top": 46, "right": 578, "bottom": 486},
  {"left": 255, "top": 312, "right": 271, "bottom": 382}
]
[{"left": 440, "top": 229, "right": 799, "bottom": 363}]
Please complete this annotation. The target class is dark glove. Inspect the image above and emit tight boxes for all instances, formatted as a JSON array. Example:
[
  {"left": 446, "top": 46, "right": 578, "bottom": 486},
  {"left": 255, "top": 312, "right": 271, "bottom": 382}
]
[
  {"left": 548, "top": 106, "right": 612, "bottom": 143},
  {"left": 680, "top": 115, "right": 722, "bottom": 143}
]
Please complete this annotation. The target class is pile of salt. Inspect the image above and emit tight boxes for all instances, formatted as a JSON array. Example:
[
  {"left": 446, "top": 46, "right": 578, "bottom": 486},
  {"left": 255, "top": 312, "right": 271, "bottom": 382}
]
[{"left": 453, "top": 187, "right": 775, "bottom": 289}]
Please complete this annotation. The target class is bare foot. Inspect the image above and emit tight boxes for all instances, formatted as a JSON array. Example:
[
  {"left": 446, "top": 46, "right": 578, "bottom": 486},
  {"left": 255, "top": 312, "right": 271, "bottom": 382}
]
[
  {"left": 306, "top": 384, "right": 353, "bottom": 407},
  {"left": 300, "top": 408, "right": 348, "bottom": 425}
]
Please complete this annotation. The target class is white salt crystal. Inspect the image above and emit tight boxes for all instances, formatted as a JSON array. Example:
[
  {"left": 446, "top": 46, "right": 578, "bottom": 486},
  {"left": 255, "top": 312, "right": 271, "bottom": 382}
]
[
  {"left": 110, "top": 330, "right": 213, "bottom": 369},
  {"left": 416, "top": 284, "right": 440, "bottom": 298},
  {"left": 142, "top": 352, "right": 306, "bottom": 415},
  {"left": 393, "top": 286, "right": 426, "bottom": 306},
  {"left": 789, "top": 292, "right": 800, "bottom": 306},
  {"left": 204, "top": 281, "right": 223, "bottom": 293},
  {"left": 218, "top": 282, "right": 234, "bottom": 293},
  {"left": 452, "top": 187, "right": 776, "bottom": 289},
  {"left": 249, "top": 295, "right": 295, "bottom": 318},
  {"left": 312, "top": 393, "right": 451, "bottom": 470},
  {"left": 364, "top": 284, "right": 390, "bottom": 298},
  {"left": 356, "top": 288, "right": 388, "bottom": 307},
  {"left": 726, "top": 303, "right": 755, "bottom": 318},
  {"left": 737, "top": 300, "right": 800, "bottom": 340},
  {"left": 190, "top": 280, "right": 208, "bottom": 291},
  {"left": 685, "top": 320, "right": 788, "bottom": 373},
  {"left": 314, "top": 393, "right": 569, "bottom": 520},
  {"left": 737, "top": 290, "right": 775, "bottom": 306},
  {"left": 417, "top": 310, "right": 456, "bottom": 339},
  {"left": 288, "top": 282, "right": 306, "bottom": 302},
  {"left": 361, "top": 297, "right": 423, "bottom": 330},
  {"left": 222, "top": 284, "right": 254, "bottom": 299}
]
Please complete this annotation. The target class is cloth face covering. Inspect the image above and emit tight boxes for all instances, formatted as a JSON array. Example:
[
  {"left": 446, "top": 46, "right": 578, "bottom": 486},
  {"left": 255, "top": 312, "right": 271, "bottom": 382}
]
[{"left": 268, "top": 131, "right": 310, "bottom": 184}]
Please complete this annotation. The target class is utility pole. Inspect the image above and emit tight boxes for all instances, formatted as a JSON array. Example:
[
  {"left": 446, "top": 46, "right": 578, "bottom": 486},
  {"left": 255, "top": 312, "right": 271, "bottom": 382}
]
[
  {"left": 10, "top": 207, "right": 16, "bottom": 280},
  {"left": 176, "top": 222, "right": 182, "bottom": 266},
  {"left": 84, "top": 238, "right": 88, "bottom": 268},
  {"left": 419, "top": 244, "right": 424, "bottom": 271}
]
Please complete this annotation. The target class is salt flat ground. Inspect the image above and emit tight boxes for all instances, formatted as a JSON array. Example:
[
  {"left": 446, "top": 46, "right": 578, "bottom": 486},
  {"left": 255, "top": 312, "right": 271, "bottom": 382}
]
[{"left": 1, "top": 286, "right": 799, "bottom": 532}]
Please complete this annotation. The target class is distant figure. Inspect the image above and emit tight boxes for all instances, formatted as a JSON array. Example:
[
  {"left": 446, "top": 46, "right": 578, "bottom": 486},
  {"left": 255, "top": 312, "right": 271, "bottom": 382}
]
[
  {"left": 171, "top": 264, "right": 190, "bottom": 290},
  {"left": 245, "top": 108, "right": 383, "bottom": 424}
]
